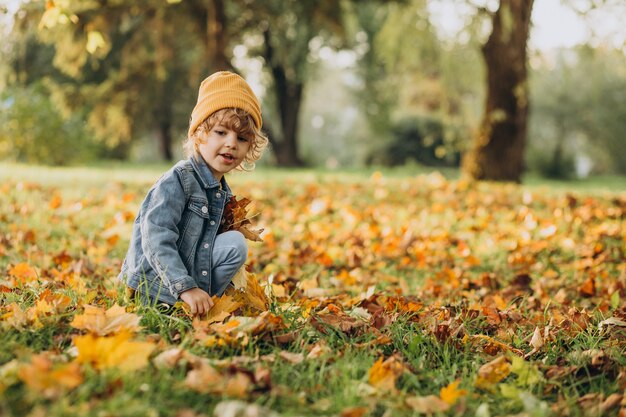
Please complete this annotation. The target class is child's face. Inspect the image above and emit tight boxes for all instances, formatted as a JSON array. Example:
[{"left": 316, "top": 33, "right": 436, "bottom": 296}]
[{"left": 197, "top": 124, "right": 251, "bottom": 180}]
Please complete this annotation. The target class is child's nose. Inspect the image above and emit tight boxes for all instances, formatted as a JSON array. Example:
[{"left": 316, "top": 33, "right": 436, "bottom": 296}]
[{"left": 225, "top": 132, "right": 238, "bottom": 148}]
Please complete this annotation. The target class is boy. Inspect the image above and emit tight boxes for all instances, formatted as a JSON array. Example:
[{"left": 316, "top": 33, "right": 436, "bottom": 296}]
[{"left": 118, "top": 71, "right": 268, "bottom": 315}]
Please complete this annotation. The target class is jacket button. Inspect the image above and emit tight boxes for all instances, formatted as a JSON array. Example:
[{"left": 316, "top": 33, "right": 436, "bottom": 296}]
[
  {"left": 210, "top": 220, "right": 215, "bottom": 225},
  {"left": 201, "top": 206, "right": 208, "bottom": 214},
  {"left": 203, "top": 243, "right": 209, "bottom": 249},
  {"left": 202, "top": 270, "right": 208, "bottom": 276},
  {"left": 216, "top": 192, "right": 221, "bottom": 198},
  {"left": 175, "top": 283, "right": 183, "bottom": 290}
]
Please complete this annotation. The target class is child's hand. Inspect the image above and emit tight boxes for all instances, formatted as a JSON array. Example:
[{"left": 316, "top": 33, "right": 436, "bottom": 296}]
[{"left": 179, "top": 288, "right": 214, "bottom": 316}]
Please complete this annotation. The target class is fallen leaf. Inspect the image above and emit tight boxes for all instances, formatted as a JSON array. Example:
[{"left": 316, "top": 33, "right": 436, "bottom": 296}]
[
  {"left": 74, "top": 331, "right": 156, "bottom": 371},
  {"left": 368, "top": 356, "right": 404, "bottom": 392},
  {"left": 440, "top": 380, "right": 467, "bottom": 405},
  {"left": 185, "top": 363, "right": 252, "bottom": 397},
  {"left": 8, "top": 263, "right": 38, "bottom": 283},
  {"left": 475, "top": 356, "right": 511, "bottom": 390},
  {"left": 234, "top": 271, "right": 269, "bottom": 313},
  {"left": 207, "top": 294, "right": 242, "bottom": 324},
  {"left": 406, "top": 395, "right": 450, "bottom": 414},
  {"left": 279, "top": 351, "right": 304, "bottom": 364},
  {"left": 70, "top": 304, "right": 142, "bottom": 336},
  {"left": 339, "top": 406, "right": 369, "bottom": 417},
  {"left": 17, "top": 354, "right": 83, "bottom": 398},
  {"left": 598, "top": 317, "right": 626, "bottom": 330}
]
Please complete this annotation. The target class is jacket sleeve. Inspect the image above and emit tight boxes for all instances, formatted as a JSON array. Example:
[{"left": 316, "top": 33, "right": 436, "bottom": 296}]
[{"left": 140, "top": 170, "right": 198, "bottom": 299}]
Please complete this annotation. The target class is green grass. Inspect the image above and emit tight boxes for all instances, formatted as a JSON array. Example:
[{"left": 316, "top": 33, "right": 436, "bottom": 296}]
[{"left": 1, "top": 162, "right": 625, "bottom": 417}]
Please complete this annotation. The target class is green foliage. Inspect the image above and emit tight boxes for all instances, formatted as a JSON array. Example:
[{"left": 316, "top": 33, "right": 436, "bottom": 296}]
[
  {"left": 0, "top": 84, "right": 96, "bottom": 165},
  {"left": 11, "top": 0, "right": 204, "bottom": 160},
  {"left": 368, "top": 116, "right": 462, "bottom": 167},
  {"left": 528, "top": 46, "right": 626, "bottom": 177}
]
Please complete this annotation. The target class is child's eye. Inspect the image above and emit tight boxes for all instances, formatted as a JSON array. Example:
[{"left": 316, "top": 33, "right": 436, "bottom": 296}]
[
  {"left": 238, "top": 136, "right": 249, "bottom": 142},
  {"left": 215, "top": 130, "right": 225, "bottom": 135}
]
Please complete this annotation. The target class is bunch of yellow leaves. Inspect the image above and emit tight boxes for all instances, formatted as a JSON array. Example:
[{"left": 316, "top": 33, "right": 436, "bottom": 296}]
[{"left": 71, "top": 304, "right": 155, "bottom": 371}]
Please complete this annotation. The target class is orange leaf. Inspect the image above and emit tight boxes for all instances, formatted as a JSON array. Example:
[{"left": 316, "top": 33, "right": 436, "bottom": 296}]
[
  {"left": 440, "top": 380, "right": 467, "bottom": 405},
  {"left": 579, "top": 277, "right": 595, "bottom": 297},
  {"left": 8, "top": 263, "right": 38, "bottom": 283},
  {"left": 368, "top": 356, "right": 404, "bottom": 392},
  {"left": 206, "top": 294, "right": 242, "bottom": 324},
  {"left": 48, "top": 194, "right": 62, "bottom": 209},
  {"left": 74, "top": 332, "right": 155, "bottom": 371},
  {"left": 18, "top": 354, "right": 83, "bottom": 398},
  {"left": 70, "top": 304, "right": 142, "bottom": 335},
  {"left": 474, "top": 356, "right": 511, "bottom": 390}
]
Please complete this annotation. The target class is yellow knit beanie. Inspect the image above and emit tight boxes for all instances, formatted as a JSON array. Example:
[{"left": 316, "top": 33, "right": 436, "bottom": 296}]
[{"left": 188, "top": 71, "right": 262, "bottom": 137}]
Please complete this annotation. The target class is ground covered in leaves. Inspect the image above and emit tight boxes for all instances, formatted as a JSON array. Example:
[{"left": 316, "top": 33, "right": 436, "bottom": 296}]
[{"left": 0, "top": 166, "right": 625, "bottom": 417}]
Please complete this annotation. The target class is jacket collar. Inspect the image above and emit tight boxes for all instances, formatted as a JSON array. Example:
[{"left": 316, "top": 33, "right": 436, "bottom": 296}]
[{"left": 190, "top": 154, "right": 232, "bottom": 195}]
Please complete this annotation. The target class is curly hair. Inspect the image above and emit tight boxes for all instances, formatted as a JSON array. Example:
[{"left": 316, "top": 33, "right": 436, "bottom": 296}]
[{"left": 184, "top": 108, "right": 269, "bottom": 170}]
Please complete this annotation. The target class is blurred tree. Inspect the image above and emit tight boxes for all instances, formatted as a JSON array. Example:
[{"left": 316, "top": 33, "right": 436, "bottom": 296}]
[
  {"left": 462, "top": 0, "right": 534, "bottom": 182},
  {"left": 0, "top": 83, "right": 95, "bottom": 165},
  {"left": 528, "top": 46, "right": 626, "bottom": 176},
  {"left": 354, "top": 0, "right": 482, "bottom": 167},
  {"left": 11, "top": 0, "right": 230, "bottom": 161},
  {"left": 230, "top": 0, "right": 346, "bottom": 166}
]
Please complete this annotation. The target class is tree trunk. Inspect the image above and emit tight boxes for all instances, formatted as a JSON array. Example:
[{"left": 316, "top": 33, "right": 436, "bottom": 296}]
[
  {"left": 187, "top": 0, "right": 231, "bottom": 73},
  {"left": 262, "top": 28, "right": 304, "bottom": 167},
  {"left": 157, "top": 119, "right": 173, "bottom": 161},
  {"left": 206, "top": 0, "right": 230, "bottom": 72},
  {"left": 462, "top": 0, "right": 534, "bottom": 182}
]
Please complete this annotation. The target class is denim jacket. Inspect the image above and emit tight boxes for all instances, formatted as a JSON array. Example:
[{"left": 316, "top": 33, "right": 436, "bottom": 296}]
[{"left": 118, "top": 154, "right": 233, "bottom": 305}]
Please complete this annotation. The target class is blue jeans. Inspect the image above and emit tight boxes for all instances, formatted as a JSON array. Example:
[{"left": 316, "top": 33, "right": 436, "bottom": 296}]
[
  {"left": 210, "top": 230, "right": 248, "bottom": 296},
  {"left": 126, "top": 230, "right": 247, "bottom": 306}
]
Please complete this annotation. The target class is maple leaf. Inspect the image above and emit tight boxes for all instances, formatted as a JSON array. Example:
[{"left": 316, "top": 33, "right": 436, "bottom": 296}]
[
  {"left": 206, "top": 294, "right": 242, "bottom": 324},
  {"left": 233, "top": 270, "right": 269, "bottom": 313},
  {"left": 70, "top": 304, "right": 142, "bottom": 336},
  {"left": 17, "top": 353, "right": 83, "bottom": 398},
  {"left": 368, "top": 356, "right": 404, "bottom": 392},
  {"left": 474, "top": 356, "right": 511, "bottom": 390},
  {"left": 219, "top": 196, "right": 264, "bottom": 241},
  {"left": 8, "top": 262, "right": 38, "bottom": 283},
  {"left": 74, "top": 331, "right": 156, "bottom": 371},
  {"left": 440, "top": 380, "right": 467, "bottom": 405},
  {"left": 231, "top": 266, "right": 247, "bottom": 291}
]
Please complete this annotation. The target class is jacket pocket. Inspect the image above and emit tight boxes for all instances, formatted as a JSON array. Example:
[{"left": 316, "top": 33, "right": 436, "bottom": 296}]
[{"left": 178, "top": 196, "right": 209, "bottom": 266}]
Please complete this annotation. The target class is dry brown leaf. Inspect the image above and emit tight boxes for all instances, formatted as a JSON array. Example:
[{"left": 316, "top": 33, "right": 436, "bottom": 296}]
[
  {"left": 474, "top": 356, "right": 511, "bottom": 390},
  {"left": 234, "top": 271, "right": 269, "bottom": 313},
  {"left": 278, "top": 351, "right": 304, "bottom": 364},
  {"left": 185, "top": 363, "right": 252, "bottom": 397},
  {"left": 406, "top": 395, "right": 451, "bottom": 414},
  {"left": 219, "top": 196, "right": 263, "bottom": 242}
]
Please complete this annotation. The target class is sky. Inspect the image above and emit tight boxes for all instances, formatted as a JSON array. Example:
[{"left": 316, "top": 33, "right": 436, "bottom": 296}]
[{"left": 428, "top": 0, "right": 625, "bottom": 51}]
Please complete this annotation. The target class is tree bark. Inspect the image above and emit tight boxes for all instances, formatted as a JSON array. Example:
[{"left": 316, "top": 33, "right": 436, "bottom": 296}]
[
  {"left": 157, "top": 118, "right": 173, "bottom": 161},
  {"left": 262, "top": 27, "right": 304, "bottom": 167},
  {"left": 462, "top": 0, "right": 534, "bottom": 182},
  {"left": 206, "top": 0, "right": 230, "bottom": 72}
]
